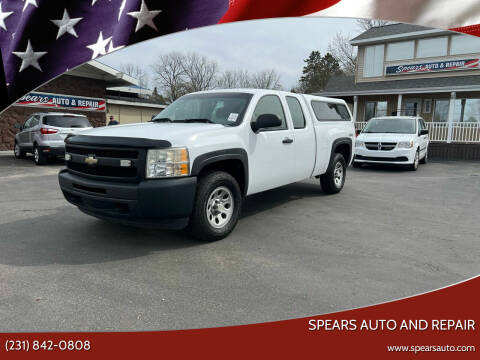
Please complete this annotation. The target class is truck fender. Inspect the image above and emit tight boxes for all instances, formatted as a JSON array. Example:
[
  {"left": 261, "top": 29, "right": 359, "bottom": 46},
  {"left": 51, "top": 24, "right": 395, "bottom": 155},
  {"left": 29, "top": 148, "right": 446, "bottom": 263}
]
[
  {"left": 327, "top": 138, "right": 353, "bottom": 170},
  {"left": 190, "top": 148, "right": 249, "bottom": 196}
]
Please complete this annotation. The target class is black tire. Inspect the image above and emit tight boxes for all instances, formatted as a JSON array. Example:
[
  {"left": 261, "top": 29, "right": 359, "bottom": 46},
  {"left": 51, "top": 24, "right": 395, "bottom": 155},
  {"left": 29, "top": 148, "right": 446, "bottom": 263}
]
[
  {"left": 188, "top": 171, "right": 242, "bottom": 242},
  {"left": 13, "top": 141, "right": 26, "bottom": 159},
  {"left": 33, "top": 145, "right": 47, "bottom": 165},
  {"left": 352, "top": 161, "right": 362, "bottom": 168},
  {"left": 409, "top": 149, "right": 420, "bottom": 171},
  {"left": 320, "top": 153, "right": 346, "bottom": 194},
  {"left": 420, "top": 149, "right": 428, "bottom": 164}
]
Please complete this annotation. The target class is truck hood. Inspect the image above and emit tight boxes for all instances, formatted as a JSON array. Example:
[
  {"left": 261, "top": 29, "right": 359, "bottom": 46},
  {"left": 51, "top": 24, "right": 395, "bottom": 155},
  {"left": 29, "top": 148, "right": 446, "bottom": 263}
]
[
  {"left": 357, "top": 133, "right": 416, "bottom": 142},
  {"left": 79, "top": 122, "right": 225, "bottom": 145}
]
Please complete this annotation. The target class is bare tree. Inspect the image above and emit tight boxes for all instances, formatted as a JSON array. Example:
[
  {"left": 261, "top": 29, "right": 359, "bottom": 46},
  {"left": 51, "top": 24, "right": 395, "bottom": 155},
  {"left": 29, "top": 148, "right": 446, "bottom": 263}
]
[
  {"left": 356, "top": 19, "right": 391, "bottom": 31},
  {"left": 121, "top": 63, "right": 149, "bottom": 89},
  {"left": 236, "top": 69, "right": 251, "bottom": 88},
  {"left": 328, "top": 32, "right": 357, "bottom": 75},
  {"left": 217, "top": 69, "right": 251, "bottom": 88},
  {"left": 249, "top": 69, "right": 282, "bottom": 90},
  {"left": 151, "top": 52, "right": 187, "bottom": 103},
  {"left": 181, "top": 53, "right": 219, "bottom": 92}
]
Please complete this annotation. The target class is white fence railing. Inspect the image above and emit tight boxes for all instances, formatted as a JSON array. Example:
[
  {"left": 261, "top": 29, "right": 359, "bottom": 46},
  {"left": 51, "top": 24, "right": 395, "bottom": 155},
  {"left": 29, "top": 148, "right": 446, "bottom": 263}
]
[{"left": 355, "top": 122, "right": 480, "bottom": 143}]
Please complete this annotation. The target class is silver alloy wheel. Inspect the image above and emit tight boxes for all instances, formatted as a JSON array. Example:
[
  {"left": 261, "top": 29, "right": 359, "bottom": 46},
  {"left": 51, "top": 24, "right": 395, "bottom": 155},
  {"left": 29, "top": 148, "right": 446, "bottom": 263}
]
[
  {"left": 34, "top": 147, "right": 39, "bottom": 163},
  {"left": 14, "top": 143, "right": 20, "bottom": 157},
  {"left": 414, "top": 151, "right": 419, "bottom": 169},
  {"left": 333, "top": 162, "right": 344, "bottom": 188},
  {"left": 206, "top": 186, "right": 234, "bottom": 229}
]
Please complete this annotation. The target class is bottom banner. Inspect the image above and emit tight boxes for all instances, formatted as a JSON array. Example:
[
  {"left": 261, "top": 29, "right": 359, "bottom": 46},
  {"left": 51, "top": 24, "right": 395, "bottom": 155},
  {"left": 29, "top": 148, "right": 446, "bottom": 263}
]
[{"left": 1, "top": 276, "right": 478, "bottom": 359}]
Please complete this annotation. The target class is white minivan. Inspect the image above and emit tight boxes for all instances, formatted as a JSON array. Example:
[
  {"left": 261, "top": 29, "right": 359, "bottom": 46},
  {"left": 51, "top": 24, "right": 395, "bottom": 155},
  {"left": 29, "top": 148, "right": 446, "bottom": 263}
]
[{"left": 354, "top": 116, "right": 429, "bottom": 171}]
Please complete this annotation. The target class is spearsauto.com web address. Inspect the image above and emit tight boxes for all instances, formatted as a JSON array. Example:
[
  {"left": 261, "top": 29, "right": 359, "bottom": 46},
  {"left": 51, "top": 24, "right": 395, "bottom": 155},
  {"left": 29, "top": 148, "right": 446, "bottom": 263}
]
[{"left": 387, "top": 345, "right": 476, "bottom": 354}]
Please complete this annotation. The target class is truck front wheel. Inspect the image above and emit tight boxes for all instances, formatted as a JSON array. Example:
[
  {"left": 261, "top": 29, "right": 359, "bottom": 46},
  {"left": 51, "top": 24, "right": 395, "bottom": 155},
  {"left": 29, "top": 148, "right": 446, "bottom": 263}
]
[
  {"left": 188, "top": 171, "right": 242, "bottom": 241},
  {"left": 320, "top": 153, "right": 346, "bottom": 194}
]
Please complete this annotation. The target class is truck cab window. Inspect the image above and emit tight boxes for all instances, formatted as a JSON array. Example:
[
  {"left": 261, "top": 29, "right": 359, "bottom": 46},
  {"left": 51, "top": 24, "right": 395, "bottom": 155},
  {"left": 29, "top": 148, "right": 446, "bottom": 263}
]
[{"left": 252, "top": 95, "right": 287, "bottom": 131}]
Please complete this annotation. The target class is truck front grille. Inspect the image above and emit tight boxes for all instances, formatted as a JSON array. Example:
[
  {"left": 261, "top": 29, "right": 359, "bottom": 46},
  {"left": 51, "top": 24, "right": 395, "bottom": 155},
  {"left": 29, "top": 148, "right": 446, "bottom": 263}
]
[
  {"left": 65, "top": 144, "right": 144, "bottom": 182},
  {"left": 365, "top": 142, "right": 397, "bottom": 151},
  {"left": 66, "top": 145, "right": 139, "bottom": 159}
]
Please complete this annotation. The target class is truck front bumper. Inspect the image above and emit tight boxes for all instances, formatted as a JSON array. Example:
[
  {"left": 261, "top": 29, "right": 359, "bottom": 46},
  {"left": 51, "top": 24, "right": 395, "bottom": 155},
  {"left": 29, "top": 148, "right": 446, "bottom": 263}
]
[{"left": 58, "top": 170, "right": 197, "bottom": 229}]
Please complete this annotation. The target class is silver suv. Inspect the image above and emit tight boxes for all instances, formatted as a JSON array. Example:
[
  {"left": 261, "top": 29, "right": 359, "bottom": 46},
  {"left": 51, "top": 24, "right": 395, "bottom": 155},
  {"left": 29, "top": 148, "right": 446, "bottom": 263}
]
[{"left": 14, "top": 112, "right": 93, "bottom": 165}]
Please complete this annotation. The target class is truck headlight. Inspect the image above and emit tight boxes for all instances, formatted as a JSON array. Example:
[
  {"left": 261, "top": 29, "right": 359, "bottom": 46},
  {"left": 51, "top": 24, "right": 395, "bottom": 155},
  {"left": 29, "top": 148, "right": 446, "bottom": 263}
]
[
  {"left": 397, "top": 141, "right": 414, "bottom": 149},
  {"left": 146, "top": 148, "right": 189, "bottom": 178},
  {"left": 355, "top": 140, "right": 365, "bottom": 148}
]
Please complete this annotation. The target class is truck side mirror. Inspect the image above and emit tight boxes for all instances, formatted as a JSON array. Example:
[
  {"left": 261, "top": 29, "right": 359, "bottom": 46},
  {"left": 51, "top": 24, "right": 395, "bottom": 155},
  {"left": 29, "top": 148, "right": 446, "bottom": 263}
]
[
  {"left": 14, "top": 123, "right": 23, "bottom": 130},
  {"left": 419, "top": 129, "right": 429, "bottom": 135},
  {"left": 251, "top": 114, "right": 282, "bottom": 133}
]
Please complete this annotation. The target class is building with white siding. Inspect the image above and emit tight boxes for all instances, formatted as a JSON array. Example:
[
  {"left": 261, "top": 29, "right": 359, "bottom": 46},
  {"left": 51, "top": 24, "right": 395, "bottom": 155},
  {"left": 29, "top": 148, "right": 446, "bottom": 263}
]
[{"left": 320, "top": 23, "right": 480, "bottom": 159}]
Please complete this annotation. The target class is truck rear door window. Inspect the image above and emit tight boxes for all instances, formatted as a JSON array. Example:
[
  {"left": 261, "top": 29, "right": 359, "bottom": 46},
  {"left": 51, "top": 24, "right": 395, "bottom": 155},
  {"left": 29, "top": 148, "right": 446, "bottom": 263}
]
[
  {"left": 43, "top": 116, "right": 92, "bottom": 128},
  {"left": 286, "top": 96, "right": 306, "bottom": 129},
  {"left": 311, "top": 101, "right": 350, "bottom": 122}
]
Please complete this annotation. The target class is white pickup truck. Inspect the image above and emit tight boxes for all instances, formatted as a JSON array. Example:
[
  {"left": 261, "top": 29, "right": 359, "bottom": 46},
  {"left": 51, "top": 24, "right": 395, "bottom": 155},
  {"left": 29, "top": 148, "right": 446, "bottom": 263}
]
[{"left": 58, "top": 89, "right": 355, "bottom": 241}]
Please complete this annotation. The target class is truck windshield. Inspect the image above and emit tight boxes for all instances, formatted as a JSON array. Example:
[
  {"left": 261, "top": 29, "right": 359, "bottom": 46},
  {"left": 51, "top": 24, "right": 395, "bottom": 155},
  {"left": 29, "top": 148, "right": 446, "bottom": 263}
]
[
  {"left": 152, "top": 92, "right": 253, "bottom": 126},
  {"left": 363, "top": 118, "right": 416, "bottom": 134},
  {"left": 43, "top": 115, "right": 91, "bottom": 128}
]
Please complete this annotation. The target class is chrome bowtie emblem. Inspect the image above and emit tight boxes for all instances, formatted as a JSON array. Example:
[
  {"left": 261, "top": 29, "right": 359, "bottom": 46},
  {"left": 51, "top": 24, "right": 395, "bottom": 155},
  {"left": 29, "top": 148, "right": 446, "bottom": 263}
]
[{"left": 84, "top": 155, "right": 98, "bottom": 166}]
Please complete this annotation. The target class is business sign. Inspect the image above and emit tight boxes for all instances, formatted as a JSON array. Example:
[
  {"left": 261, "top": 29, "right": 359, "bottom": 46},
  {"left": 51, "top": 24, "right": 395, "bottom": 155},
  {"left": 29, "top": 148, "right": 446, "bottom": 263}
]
[
  {"left": 386, "top": 58, "right": 480, "bottom": 75},
  {"left": 15, "top": 92, "right": 106, "bottom": 111}
]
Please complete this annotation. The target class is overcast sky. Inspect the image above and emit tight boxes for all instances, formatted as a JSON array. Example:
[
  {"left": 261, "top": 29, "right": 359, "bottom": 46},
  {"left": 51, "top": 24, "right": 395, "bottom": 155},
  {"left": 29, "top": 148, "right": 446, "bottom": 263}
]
[{"left": 99, "top": 17, "right": 361, "bottom": 91}]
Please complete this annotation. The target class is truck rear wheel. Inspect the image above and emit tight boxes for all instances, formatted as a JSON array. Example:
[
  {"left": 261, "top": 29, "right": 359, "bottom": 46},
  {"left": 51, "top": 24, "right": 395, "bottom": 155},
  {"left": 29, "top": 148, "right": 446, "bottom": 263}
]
[
  {"left": 320, "top": 153, "right": 346, "bottom": 194},
  {"left": 188, "top": 171, "right": 242, "bottom": 242}
]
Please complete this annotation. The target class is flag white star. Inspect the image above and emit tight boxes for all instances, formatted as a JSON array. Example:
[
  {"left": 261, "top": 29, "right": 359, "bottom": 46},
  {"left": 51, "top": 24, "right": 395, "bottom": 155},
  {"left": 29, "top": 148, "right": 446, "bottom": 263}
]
[
  {"left": 91, "top": 0, "right": 111, "bottom": 6},
  {"left": 51, "top": 9, "right": 83, "bottom": 39},
  {"left": 0, "top": 2, "right": 13, "bottom": 31},
  {"left": 107, "top": 40, "right": 124, "bottom": 54},
  {"left": 118, "top": 0, "right": 126, "bottom": 20},
  {"left": 86, "top": 31, "right": 112, "bottom": 59},
  {"left": 127, "top": 0, "right": 161, "bottom": 32},
  {"left": 12, "top": 40, "right": 47, "bottom": 72},
  {"left": 22, "top": 0, "right": 38, "bottom": 12}
]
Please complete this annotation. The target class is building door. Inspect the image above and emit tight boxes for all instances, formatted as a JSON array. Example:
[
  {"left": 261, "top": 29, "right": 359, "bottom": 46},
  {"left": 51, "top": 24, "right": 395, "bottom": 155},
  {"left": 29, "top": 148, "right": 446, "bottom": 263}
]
[{"left": 404, "top": 99, "right": 422, "bottom": 116}]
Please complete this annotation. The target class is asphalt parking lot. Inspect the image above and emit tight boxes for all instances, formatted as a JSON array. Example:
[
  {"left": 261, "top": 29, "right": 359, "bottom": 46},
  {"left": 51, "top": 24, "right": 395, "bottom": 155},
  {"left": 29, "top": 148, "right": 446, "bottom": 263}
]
[{"left": 0, "top": 152, "right": 479, "bottom": 331}]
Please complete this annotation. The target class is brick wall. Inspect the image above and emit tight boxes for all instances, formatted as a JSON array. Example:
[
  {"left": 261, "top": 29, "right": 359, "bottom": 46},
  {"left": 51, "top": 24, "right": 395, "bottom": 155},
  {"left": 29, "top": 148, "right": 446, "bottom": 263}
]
[
  {"left": 0, "top": 75, "right": 106, "bottom": 150},
  {"left": 429, "top": 143, "right": 480, "bottom": 160}
]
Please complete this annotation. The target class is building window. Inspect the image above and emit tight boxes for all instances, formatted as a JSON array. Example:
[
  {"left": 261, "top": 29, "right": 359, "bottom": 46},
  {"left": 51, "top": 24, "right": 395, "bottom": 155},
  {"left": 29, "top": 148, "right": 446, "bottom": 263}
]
[
  {"left": 454, "top": 99, "right": 480, "bottom": 122},
  {"left": 417, "top": 36, "right": 448, "bottom": 58},
  {"left": 386, "top": 41, "right": 415, "bottom": 61},
  {"left": 364, "top": 44, "right": 385, "bottom": 77},
  {"left": 433, "top": 100, "right": 450, "bottom": 122},
  {"left": 365, "top": 101, "right": 388, "bottom": 121},
  {"left": 451, "top": 34, "right": 480, "bottom": 55},
  {"left": 423, "top": 99, "right": 432, "bottom": 114}
]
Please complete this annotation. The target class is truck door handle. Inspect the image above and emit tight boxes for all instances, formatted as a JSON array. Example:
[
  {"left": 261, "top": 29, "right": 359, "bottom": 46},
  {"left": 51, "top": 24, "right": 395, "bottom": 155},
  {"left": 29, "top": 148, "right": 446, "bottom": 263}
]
[{"left": 282, "top": 137, "right": 294, "bottom": 144}]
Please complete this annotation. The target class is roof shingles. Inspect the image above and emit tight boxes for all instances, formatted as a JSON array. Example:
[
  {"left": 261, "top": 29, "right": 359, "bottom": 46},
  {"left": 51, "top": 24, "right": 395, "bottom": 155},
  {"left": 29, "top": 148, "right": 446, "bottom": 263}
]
[
  {"left": 351, "top": 23, "right": 436, "bottom": 42},
  {"left": 318, "top": 74, "right": 480, "bottom": 96}
]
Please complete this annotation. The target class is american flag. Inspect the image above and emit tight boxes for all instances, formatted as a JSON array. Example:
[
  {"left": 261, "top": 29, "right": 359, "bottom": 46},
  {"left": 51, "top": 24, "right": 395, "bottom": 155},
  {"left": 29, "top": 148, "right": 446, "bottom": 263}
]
[
  {"left": 0, "top": 0, "right": 229, "bottom": 111},
  {"left": 1, "top": 0, "right": 479, "bottom": 113}
]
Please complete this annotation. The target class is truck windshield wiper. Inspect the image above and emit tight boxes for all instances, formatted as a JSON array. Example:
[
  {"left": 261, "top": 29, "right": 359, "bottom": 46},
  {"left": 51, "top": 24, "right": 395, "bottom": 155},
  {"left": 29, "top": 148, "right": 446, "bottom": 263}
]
[
  {"left": 178, "top": 118, "right": 217, "bottom": 124},
  {"left": 151, "top": 117, "right": 173, "bottom": 123}
]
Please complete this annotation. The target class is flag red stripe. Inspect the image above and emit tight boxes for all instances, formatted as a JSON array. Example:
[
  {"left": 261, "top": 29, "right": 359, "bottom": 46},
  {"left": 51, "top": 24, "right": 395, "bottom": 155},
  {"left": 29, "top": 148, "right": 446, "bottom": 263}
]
[{"left": 220, "top": 0, "right": 341, "bottom": 23}]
